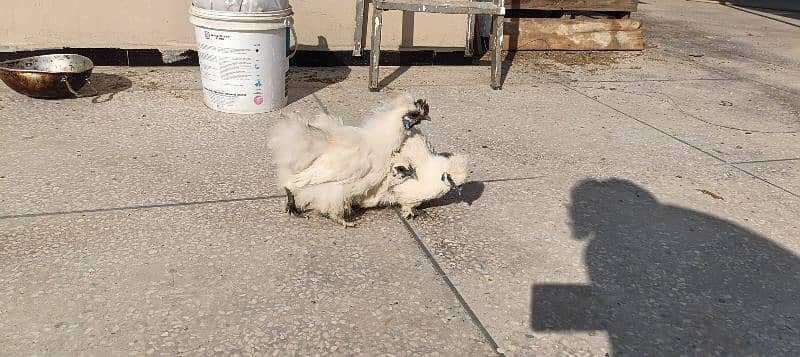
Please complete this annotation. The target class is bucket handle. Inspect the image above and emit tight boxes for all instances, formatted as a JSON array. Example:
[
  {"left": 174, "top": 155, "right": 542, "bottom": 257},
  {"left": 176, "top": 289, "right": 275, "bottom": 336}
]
[{"left": 287, "top": 23, "right": 298, "bottom": 60}]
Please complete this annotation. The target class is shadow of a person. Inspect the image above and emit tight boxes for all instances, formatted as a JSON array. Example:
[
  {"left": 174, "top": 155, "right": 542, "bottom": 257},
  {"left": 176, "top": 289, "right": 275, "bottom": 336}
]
[{"left": 532, "top": 179, "right": 799, "bottom": 356}]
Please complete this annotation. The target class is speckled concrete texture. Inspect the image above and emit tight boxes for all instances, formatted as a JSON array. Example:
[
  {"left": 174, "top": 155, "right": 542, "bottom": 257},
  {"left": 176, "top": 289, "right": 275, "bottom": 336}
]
[
  {"left": 1, "top": 205, "right": 494, "bottom": 355},
  {"left": 1, "top": 0, "right": 799, "bottom": 355}
]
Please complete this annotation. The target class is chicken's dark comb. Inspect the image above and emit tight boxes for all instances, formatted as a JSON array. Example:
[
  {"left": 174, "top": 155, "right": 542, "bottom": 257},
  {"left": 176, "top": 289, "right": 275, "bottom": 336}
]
[{"left": 414, "top": 99, "right": 429, "bottom": 116}]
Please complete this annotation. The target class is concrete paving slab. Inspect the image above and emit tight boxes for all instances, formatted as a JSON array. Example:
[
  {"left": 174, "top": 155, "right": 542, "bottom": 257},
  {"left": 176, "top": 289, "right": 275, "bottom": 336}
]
[
  {"left": 567, "top": 79, "right": 800, "bottom": 165},
  {"left": 1, "top": 0, "right": 798, "bottom": 355},
  {"left": 0, "top": 204, "right": 493, "bottom": 355},
  {"left": 305, "top": 81, "right": 800, "bottom": 356},
  {"left": 405, "top": 168, "right": 800, "bottom": 356},
  {"left": 0, "top": 67, "right": 354, "bottom": 112},
  {"left": 347, "top": 82, "right": 800, "bottom": 355},
  {"left": 0, "top": 68, "right": 192, "bottom": 96},
  {"left": 368, "top": 52, "right": 727, "bottom": 89},
  {"left": 637, "top": 0, "right": 800, "bottom": 94},
  {"left": 0, "top": 90, "right": 285, "bottom": 217},
  {"left": 522, "top": 49, "right": 730, "bottom": 84},
  {"left": 528, "top": 0, "right": 800, "bottom": 96},
  {"left": 310, "top": 81, "right": 721, "bottom": 175},
  {"left": 735, "top": 159, "right": 800, "bottom": 196}
]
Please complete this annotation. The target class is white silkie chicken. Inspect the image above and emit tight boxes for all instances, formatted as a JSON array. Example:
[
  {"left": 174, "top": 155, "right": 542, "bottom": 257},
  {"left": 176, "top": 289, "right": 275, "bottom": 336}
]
[
  {"left": 268, "top": 94, "right": 431, "bottom": 227},
  {"left": 360, "top": 132, "right": 469, "bottom": 219}
]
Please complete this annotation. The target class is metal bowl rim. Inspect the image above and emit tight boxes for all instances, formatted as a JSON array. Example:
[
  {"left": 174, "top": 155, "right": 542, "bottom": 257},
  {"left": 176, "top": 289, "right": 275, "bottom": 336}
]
[{"left": 0, "top": 54, "right": 94, "bottom": 74}]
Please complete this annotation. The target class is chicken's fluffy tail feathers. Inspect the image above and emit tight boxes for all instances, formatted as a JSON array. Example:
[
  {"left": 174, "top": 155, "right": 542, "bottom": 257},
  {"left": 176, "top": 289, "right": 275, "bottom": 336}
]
[
  {"left": 268, "top": 113, "right": 330, "bottom": 184},
  {"left": 447, "top": 154, "right": 470, "bottom": 186}
]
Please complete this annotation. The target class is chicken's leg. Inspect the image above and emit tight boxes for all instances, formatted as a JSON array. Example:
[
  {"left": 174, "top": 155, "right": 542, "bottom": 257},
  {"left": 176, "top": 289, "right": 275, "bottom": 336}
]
[
  {"left": 333, "top": 216, "right": 357, "bottom": 228},
  {"left": 401, "top": 205, "right": 426, "bottom": 220},
  {"left": 285, "top": 188, "right": 304, "bottom": 217}
]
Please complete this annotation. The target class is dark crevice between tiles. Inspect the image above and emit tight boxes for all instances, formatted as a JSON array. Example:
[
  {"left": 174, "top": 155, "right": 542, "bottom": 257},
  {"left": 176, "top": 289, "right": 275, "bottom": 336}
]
[
  {"left": 0, "top": 194, "right": 286, "bottom": 220},
  {"left": 479, "top": 176, "right": 547, "bottom": 184},
  {"left": 569, "top": 78, "right": 743, "bottom": 83},
  {"left": 727, "top": 157, "right": 800, "bottom": 165},
  {"left": 731, "top": 166, "right": 800, "bottom": 199},
  {"left": 394, "top": 208, "right": 505, "bottom": 357}
]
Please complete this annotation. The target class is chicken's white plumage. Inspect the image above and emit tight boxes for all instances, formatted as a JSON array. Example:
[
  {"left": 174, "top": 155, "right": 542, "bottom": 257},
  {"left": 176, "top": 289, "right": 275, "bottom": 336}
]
[
  {"left": 360, "top": 132, "right": 469, "bottom": 218},
  {"left": 268, "top": 94, "right": 430, "bottom": 226}
]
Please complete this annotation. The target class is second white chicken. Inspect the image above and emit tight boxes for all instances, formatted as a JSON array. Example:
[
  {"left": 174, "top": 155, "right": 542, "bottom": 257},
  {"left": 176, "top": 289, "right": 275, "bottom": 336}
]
[{"left": 360, "top": 132, "right": 469, "bottom": 218}]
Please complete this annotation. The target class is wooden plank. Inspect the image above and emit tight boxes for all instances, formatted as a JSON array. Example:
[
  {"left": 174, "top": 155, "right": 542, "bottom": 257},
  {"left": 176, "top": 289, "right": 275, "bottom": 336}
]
[
  {"left": 504, "top": 0, "right": 638, "bottom": 12},
  {"left": 377, "top": 0, "right": 503, "bottom": 14},
  {"left": 503, "top": 18, "right": 644, "bottom": 50}
]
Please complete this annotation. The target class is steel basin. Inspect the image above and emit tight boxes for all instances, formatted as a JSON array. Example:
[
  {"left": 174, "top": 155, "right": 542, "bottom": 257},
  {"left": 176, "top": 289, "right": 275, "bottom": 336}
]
[{"left": 0, "top": 54, "right": 94, "bottom": 99}]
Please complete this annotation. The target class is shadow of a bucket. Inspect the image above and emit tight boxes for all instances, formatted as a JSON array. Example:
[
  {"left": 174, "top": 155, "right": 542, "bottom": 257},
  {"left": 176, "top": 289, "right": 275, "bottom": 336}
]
[
  {"left": 286, "top": 67, "right": 351, "bottom": 105},
  {"left": 287, "top": 36, "right": 351, "bottom": 105}
]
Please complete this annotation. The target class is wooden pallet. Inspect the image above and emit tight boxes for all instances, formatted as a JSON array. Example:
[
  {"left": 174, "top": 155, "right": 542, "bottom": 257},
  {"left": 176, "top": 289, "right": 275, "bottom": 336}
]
[
  {"left": 502, "top": 0, "right": 644, "bottom": 50},
  {"left": 503, "top": 18, "right": 643, "bottom": 50},
  {"left": 505, "top": 0, "right": 638, "bottom": 12}
]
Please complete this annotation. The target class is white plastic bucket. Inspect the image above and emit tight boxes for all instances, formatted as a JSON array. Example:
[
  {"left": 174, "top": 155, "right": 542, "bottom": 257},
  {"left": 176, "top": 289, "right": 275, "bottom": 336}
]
[{"left": 190, "top": 6, "right": 297, "bottom": 114}]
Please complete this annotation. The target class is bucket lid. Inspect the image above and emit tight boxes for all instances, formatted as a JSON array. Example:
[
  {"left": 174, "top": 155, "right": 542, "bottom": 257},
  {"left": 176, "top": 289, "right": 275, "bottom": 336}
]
[
  {"left": 190, "top": 5, "right": 293, "bottom": 22},
  {"left": 190, "top": 5, "right": 293, "bottom": 31},
  {"left": 193, "top": 0, "right": 290, "bottom": 13}
]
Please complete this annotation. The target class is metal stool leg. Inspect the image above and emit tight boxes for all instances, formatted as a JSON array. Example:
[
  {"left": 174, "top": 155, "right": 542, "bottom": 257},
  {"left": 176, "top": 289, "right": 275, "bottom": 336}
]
[
  {"left": 465, "top": 14, "right": 476, "bottom": 57},
  {"left": 369, "top": 8, "right": 383, "bottom": 91},
  {"left": 353, "top": 0, "right": 366, "bottom": 56},
  {"left": 490, "top": 14, "right": 504, "bottom": 90}
]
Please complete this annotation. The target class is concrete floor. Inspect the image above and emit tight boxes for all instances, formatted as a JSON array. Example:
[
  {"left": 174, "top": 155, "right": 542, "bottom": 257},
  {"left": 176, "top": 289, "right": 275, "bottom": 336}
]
[{"left": 1, "top": 0, "right": 799, "bottom": 355}]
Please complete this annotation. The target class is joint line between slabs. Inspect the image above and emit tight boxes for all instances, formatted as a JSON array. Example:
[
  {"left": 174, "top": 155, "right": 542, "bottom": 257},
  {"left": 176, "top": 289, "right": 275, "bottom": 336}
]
[
  {"left": 727, "top": 157, "right": 800, "bottom": 165},
  {"left": 558, "top": 82, "right": 800, "bottom": 199},
  {"left": 0, "top": 194, "right": 286, "bottom": 220},
  {"left": 561, "top": 78, "right": 742, "bottom": 84},
  {"left": 394, "top": 208, "right": 505, "bottom": 356},
  {"left": 730, "top": 164, "right": 800, "bottom": 199}
]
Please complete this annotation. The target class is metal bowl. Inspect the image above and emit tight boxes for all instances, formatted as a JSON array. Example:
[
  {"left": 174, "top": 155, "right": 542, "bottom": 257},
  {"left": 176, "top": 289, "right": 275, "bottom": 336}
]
[{"left": 0, "top": 54, "right": 94, "bottom": 99}]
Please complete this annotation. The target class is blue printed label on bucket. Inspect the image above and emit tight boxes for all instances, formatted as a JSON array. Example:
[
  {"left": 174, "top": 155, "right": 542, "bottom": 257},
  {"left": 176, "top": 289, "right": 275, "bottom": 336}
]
[{"left": 285, "top": 28, "right": 290, "bottom": 56}]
